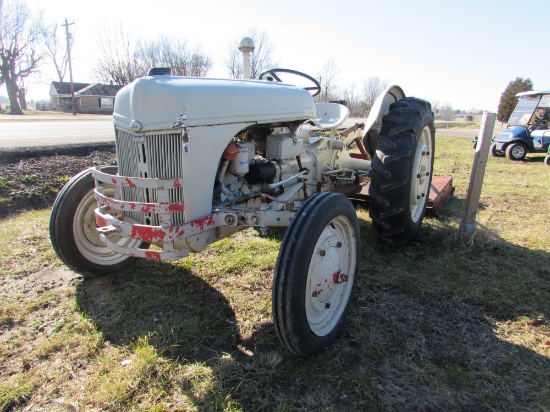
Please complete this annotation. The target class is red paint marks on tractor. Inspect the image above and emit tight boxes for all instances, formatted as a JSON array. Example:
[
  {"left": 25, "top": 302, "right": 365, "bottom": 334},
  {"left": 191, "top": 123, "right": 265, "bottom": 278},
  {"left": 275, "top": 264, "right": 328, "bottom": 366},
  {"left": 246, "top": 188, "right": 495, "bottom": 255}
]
[
  {"left": 125, "top": 177, "right": 136, "bottom": 188},
  {"left": 95, "top": 214, "right": 108, "bottom": 228},
  {"left": 111, "top": 178, "right": 117, "bottom": 185},
  {"left": 140, "top": 204, "right": 154, "bottom": 214},
  {"left": 332, "top": 270, "right": 347, "bottom": 284},
  {"left": 130, "top": 226, "right": 168, "bottom": 243},
  {"left": 173, "top": 178, "right": 182, "bottom": 188},
  {"left": 144, "top": 250, "right": 162, "bottom": 261},
  {"left": 168, "top": 202, "right": 185, "bottom": 212},
  {"left": 190, "top": 215, "right": 215, "bottom": 232}
]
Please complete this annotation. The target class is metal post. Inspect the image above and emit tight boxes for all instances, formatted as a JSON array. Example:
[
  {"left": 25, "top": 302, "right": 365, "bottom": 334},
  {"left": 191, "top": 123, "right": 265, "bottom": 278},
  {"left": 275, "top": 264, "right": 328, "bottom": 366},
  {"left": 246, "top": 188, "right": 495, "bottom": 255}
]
[
  {"left": 459, "top": 112, "right": 496, "bottom": 233},
  {"left": 62, "top": 18, "right": 76, "bottom": 116}
]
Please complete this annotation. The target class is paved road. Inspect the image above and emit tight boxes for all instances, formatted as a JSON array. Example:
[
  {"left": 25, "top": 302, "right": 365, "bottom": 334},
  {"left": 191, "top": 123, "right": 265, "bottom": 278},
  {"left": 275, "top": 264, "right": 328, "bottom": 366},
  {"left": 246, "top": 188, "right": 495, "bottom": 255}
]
[
  {"left": 0, "top": 120, "right": 114, "bottom": 149},
  {"left": 436, "top": 124, "right": 505, "bottom": 139},
  {"left": 0, "top": 114, "right": 506, "bottom": 150}
]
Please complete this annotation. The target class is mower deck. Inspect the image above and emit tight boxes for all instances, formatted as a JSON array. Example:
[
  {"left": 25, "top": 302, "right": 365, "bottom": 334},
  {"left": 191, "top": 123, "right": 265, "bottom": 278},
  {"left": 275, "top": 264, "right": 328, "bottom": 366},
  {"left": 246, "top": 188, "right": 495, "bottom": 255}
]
[{"left": 349, "top": 175, "right": 454, "bottom": 216}]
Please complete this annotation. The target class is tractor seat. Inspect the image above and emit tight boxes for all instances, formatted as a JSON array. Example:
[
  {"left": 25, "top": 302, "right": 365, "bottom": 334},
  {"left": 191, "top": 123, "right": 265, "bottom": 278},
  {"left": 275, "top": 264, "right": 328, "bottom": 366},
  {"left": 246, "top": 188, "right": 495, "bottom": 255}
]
[{"left": 308, "top": 102, "right": 350, "bottom": 130}]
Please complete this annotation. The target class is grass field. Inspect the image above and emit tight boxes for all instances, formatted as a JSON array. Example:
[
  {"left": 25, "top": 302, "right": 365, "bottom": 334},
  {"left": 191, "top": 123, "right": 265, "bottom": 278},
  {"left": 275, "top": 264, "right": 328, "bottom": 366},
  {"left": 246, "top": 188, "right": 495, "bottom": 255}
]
[{"left": 1, "top": 133, "right": 549, "bottom": 411}]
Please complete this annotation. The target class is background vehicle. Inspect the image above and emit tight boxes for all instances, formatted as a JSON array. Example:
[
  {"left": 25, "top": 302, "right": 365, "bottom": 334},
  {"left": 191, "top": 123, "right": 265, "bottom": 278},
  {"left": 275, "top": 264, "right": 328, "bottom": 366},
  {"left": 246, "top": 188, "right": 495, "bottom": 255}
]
[
  {"left": 492, "top": 90, "right": 550, "bottom": 160},
  {"left": 50, "top": 68, "right": 435, "bottom": 356}
]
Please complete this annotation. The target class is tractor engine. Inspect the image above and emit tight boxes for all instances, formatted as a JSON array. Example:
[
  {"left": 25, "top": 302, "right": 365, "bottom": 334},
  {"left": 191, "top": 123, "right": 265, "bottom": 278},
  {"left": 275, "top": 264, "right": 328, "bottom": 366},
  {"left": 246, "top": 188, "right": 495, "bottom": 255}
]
[{"left": 214, "top": 124, "right": 368, "bottom": 213}]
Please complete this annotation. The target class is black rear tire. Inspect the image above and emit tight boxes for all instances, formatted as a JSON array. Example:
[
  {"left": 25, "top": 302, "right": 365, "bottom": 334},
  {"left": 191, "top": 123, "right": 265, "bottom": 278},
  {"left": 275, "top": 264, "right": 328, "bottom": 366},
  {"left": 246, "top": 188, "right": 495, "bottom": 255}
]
[
  {"left": 505, "top": 142, "right": 527, "bottom": 161},
  {"left": 545, "top": 155, "right": 550, "bottom": 166},
  {"left": 368, "top": 97, "right": 435, "bottom": 244},
  {"left": 272, "top": 192, "right": 360, "bottom": 356},
  {"left": 50, "top": 167, "right": 144, "bottom": 277}
]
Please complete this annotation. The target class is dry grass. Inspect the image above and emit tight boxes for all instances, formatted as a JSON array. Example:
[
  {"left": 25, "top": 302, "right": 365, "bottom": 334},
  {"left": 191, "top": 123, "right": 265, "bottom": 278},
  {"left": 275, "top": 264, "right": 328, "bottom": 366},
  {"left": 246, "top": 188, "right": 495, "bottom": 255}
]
[{"left": 0, "top": 132, "right": 549, "bottom": 411}]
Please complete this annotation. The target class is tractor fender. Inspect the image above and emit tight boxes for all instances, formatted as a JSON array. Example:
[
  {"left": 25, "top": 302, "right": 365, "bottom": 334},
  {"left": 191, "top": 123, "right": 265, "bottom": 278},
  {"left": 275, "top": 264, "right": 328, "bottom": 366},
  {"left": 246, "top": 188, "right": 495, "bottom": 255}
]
[{"left": 362, "top": 85, "right": 406, "bottom": 157}]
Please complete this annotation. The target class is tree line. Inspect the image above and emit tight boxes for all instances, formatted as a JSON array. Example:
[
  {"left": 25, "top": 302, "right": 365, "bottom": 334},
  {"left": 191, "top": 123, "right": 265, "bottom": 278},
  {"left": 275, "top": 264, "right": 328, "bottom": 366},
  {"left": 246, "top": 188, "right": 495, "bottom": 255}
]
[{"left": 0, "top": 0, "right": 533, "bottom": 119}]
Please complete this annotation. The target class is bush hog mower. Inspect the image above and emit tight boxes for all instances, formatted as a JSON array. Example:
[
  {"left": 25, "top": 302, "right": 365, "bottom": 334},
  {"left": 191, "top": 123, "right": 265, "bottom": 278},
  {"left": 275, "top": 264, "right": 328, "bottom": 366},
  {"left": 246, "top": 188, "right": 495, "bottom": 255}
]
[{"left": 50, "top": 68, "right": 435, "bottom": 356}]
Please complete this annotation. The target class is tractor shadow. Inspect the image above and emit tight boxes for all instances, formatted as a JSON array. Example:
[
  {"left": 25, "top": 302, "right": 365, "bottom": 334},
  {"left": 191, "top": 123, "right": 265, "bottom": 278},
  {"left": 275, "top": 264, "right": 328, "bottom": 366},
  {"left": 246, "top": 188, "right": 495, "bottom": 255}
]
[
  {"left": 75, "top": 208, "right": 550, "bottom": 410},
  {"left": 75, "top": 260, "right": 244, "bottom": 362}
]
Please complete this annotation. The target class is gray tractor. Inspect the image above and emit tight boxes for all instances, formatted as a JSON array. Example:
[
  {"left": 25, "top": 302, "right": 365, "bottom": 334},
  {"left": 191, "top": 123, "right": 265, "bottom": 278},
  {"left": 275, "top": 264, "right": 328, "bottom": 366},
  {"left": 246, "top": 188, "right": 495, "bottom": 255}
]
[{"left": 50, "top": 68, "right": 435, "bottom": 355}]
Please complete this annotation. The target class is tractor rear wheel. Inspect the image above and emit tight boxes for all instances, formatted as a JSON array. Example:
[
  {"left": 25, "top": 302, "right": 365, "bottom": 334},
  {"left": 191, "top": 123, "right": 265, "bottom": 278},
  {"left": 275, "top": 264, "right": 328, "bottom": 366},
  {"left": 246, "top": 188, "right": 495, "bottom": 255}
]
[
  {"left": 368, "top": 97, "right": 435, "bottom": 244},
  {"left": 505, "top": 142, "right": 527, "bottom": 161},
  {"left": 50, "top": 167, "right": 145, "bottom": 277},
  {"left": 272, "top": 192, "right": 360, "bottom": 356}
]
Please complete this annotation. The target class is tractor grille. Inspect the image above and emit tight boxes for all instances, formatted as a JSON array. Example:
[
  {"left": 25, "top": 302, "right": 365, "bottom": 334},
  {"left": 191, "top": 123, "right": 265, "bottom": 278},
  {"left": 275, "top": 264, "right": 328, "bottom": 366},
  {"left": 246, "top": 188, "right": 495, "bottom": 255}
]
[{"left": 115, "top": 129, "right": 185, "bottom": 226}]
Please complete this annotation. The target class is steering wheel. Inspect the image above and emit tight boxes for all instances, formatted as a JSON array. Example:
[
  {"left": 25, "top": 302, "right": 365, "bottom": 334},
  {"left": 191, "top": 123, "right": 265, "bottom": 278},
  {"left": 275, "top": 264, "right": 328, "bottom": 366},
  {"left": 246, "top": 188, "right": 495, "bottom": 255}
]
[{"left": 258, "top": 68, "right": 321, "bottom": 97}]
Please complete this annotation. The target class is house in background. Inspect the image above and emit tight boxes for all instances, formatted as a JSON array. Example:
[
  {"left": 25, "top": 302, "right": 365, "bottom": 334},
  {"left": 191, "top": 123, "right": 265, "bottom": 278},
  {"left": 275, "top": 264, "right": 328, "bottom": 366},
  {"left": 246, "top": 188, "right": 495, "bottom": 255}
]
[{"left": 50, "top": 82, "right": 123, "bottom": 114}]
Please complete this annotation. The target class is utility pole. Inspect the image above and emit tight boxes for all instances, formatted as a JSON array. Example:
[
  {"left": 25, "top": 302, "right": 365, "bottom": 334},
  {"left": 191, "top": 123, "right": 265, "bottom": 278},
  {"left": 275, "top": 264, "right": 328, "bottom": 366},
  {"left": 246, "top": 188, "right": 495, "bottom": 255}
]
[{"left": 62, "top": 18, "right": 76, "bottom": 116}]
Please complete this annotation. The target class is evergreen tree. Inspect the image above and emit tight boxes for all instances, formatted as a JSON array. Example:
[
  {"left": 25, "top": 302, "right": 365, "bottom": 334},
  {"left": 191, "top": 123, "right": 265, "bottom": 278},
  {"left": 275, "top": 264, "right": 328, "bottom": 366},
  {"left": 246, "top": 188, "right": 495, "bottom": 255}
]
[{"left": 497, "top": 77, "right": 534, "bottom": 122}]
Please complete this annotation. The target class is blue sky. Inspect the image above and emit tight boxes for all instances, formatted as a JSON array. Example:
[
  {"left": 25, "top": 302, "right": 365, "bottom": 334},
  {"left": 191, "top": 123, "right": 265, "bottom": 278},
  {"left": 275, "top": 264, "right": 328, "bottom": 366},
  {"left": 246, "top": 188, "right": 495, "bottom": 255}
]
[{"left": 19, "top": 0, "right": 550, "bottom": 111}]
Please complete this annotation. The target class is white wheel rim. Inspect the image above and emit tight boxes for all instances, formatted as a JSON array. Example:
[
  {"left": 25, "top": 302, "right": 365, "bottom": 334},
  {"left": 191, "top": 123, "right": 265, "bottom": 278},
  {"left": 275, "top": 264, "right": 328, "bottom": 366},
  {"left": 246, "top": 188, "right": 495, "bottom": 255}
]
[
  {"left": 73, "top": 187, "right": 141, "bottom": 265},
  {"left": 410, "top": 126, "right": 433, "bottom": 223},
  {"left": 511, "top": 145, "right": 525, "bottom": 158},
  {"left": 305, "top": 215, "right": 356, "bottom": 337}
]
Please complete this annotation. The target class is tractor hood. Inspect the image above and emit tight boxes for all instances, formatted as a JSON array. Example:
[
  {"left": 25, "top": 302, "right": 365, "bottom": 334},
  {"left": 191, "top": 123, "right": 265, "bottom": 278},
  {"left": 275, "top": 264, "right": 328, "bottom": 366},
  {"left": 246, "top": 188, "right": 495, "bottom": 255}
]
[{"left": 113, "top": 75, "right": 317, "bottom": 132}]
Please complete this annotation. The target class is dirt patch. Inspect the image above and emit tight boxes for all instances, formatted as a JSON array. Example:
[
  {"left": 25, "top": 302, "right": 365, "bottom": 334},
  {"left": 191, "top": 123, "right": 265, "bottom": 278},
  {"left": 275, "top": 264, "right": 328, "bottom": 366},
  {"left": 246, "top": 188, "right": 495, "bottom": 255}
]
[
  {"left": 0, "top": 266, "right": 82, "bottom": 299},
  {"left": 0, "top": 146, "right": 116, "bottom": 217}
]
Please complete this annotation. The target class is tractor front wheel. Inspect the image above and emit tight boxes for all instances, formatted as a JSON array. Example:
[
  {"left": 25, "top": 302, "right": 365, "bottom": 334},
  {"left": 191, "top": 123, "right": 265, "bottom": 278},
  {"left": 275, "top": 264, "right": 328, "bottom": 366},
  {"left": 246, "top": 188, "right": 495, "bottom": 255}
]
[
  {"left": 368, "top": 97, "right": 435, "bottom": 244},
  {"left": 50, "top": 167, "right": 145, "bottom": 277},
  {"left": 505, "top": 142, "right": 527, "bottom": 161},
  {"left": 272, "top": 192, "right": 360, "bottom": 356},
  {"left": 545, "top": 155, "right": 550, "bottom": 166}
]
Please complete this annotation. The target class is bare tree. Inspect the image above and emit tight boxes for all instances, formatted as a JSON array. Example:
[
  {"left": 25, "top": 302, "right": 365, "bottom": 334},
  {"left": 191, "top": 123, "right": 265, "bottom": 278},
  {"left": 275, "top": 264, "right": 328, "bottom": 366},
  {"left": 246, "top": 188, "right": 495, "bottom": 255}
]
[
  {"left": 43, "top": 20, "right": 73, "bottom": 82},
  {"left": 316, "top": 59, "right": 340, "bottom": 102},
  {"left": 226, "top": 47, "right": 242, "bottom": 79},
  {"left": 225, "top": 28, "right": 278, "bottom": 79},
  {"left": 136, "top": 35, "right": 212, "bottom": 77},
  {"left": 92, "top": 24, "right": 146, "bottom": 85},
  {"left": 361, "top": 77, "right": 388, "bottom": 116},
  {"left": 187, "top": 52, "right": 211, "bottom": 77},
  {"left": 93, "top": 26, "right": 212, "bottom": 85},
  {"left": 429, "top": 100, "right": 440, "bottom": 116},
  {"left": 341, "top": 83, "right": 362, "bottom": 116},
  {"left": 0, "top": 0, "right": 46, "bottom": 114},
  {"left": 438, "top": 103, "right": 454, "bottom": 121}
]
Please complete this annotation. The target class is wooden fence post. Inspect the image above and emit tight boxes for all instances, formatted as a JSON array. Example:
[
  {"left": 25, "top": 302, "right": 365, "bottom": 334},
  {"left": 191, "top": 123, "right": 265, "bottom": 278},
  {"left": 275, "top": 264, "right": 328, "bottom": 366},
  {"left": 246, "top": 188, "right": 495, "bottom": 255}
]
[{"left": 459, "top": 112, "right": 496, "bottom": 233}]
